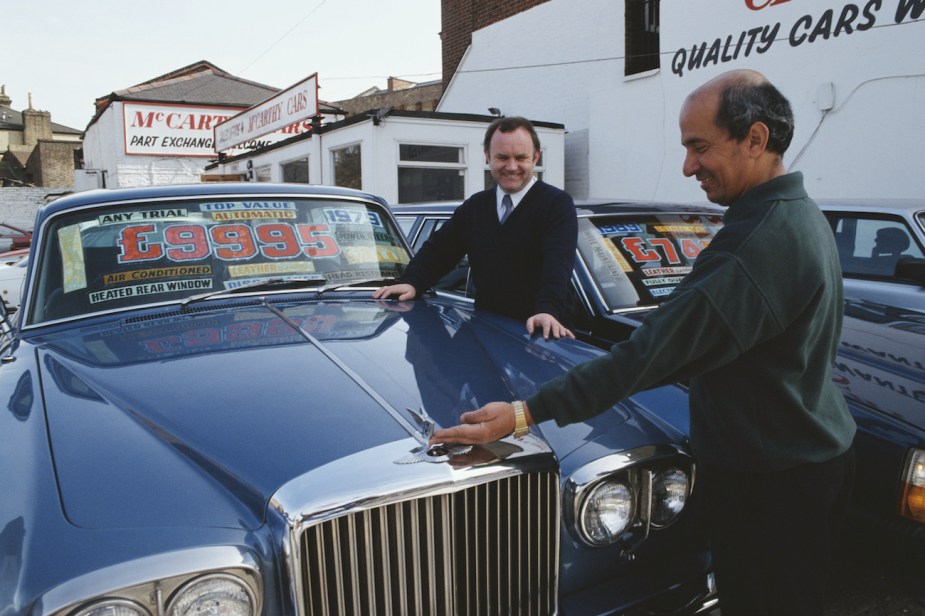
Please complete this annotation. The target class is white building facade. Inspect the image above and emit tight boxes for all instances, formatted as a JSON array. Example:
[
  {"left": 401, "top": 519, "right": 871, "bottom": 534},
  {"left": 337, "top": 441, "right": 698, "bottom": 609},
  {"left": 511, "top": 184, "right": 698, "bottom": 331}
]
[
  {"left": 437, "top": 0, "right": 925, "bottom": 202},
  {"left": 204, "top": 111, "right": 566, "bottom": 205},
  {"left": 81, "top": 100, "right": 324, "bottom": 188}
]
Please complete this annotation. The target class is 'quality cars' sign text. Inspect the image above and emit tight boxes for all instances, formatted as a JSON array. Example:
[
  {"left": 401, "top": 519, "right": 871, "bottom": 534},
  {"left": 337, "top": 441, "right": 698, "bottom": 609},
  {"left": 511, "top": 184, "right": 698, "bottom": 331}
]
[{"left": 672, "top": 0, "right": 924, "bottom": 77}]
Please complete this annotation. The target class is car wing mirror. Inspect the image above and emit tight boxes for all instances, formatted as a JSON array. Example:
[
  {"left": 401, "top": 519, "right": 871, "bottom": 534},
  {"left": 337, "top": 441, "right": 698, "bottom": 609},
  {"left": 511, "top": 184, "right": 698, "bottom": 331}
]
[{"left": 895, "top": 257, "right": 925, "bottom": 285}]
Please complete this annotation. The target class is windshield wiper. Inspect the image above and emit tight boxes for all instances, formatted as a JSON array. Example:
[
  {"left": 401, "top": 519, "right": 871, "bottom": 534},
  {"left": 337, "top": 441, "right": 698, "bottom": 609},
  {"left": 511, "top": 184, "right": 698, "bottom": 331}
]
[
  {"left": 313, "top": 276, "right": 398, "bottom": 298},
  {"left": 179, "top": 277, "right": 326, "bottom": 310}
]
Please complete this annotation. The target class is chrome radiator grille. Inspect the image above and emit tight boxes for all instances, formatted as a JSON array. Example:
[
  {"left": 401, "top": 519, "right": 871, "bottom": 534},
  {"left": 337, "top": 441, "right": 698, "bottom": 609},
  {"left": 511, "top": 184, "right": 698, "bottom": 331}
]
[{"left": 299, "top": 471, "right": 559, "bottom": 616}]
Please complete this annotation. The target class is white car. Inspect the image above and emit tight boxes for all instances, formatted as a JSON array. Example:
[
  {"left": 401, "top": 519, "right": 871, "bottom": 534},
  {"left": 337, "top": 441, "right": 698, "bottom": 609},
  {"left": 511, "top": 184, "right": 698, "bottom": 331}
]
[{"left": 0, "top": 253, "right": 28, "bottom": 310}]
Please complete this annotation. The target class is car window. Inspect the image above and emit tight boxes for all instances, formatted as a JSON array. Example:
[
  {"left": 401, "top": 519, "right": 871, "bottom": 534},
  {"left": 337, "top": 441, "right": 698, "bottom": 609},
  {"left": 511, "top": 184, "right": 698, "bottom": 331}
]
[
  {"left": 410, "top": 218, "right": 447, "bottom": 252},
  {"left": 397, "top": 216, "right": 469, "bottom": 296},
  {"left": 394, "top": 215, "right": 417, "bottom": 238},
  {"left": 828, "top": 214, "right": 925, "bottom": 278},
  {"left": 576, "top": 213, "right": 724, "bottom": 311},
  {"left": 27, "top": 198, "right": 411, "bottom": 324}
]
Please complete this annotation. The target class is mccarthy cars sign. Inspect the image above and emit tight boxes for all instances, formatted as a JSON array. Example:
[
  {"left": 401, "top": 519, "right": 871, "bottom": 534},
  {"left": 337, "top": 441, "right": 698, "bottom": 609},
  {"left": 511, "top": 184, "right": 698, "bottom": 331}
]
[
  {"left": 213, "top": 73, "right": 319, "bottom": 153},
  {"left": 123, "top": 102, "right": 312, "bottom": 158}
]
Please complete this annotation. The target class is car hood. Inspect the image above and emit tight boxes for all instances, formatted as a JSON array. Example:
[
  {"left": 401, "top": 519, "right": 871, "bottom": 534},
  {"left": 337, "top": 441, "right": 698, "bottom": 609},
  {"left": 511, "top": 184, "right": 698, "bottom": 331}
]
[
  {"left": 834, "top": 300, "right": 925, "bottom": 432},
  {"left": 33, "top": 297, "right": 630, "bottom": 530}
]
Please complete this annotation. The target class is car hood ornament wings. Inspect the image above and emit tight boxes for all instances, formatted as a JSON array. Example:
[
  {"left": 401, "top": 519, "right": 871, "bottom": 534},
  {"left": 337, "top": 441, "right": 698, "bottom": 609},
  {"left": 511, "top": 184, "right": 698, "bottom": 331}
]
[{"left": 394, "top": 406, "right": 472, "bottom": 464}]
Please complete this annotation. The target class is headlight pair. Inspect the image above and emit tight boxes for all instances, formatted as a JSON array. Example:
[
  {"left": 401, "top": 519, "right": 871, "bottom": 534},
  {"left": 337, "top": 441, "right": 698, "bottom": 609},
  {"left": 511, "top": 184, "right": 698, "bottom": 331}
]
[
  {"left": 567, "top": 445, "right": 693, "bottom": 548},
  {"left": 72, "top": 574, "right": 255, "bottom": 616},
  {"left": 43, "top": 547, "right": 261, "bottom": 616}
]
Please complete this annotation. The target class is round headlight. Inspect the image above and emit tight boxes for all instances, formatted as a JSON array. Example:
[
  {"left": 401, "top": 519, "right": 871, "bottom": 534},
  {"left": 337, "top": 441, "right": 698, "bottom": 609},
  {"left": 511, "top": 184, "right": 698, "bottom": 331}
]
[
  {"left": 73, "top": 600, "right": 151, "bottom": 616},
  {"left": 651, "top": 467, "right": 690, "bottom": 528},
  {"left": 580, "top": 480, "right": 635, "bottom": 545},
  {"left": 167, "top": 574, "right": 256, "bottom": 616}
]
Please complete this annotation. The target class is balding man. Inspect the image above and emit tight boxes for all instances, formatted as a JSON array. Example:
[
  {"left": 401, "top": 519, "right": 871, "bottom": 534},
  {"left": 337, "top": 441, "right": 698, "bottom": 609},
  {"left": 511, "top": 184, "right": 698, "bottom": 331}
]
[{"left": 433, "top": 70, "right": 856, "bottom": 616}]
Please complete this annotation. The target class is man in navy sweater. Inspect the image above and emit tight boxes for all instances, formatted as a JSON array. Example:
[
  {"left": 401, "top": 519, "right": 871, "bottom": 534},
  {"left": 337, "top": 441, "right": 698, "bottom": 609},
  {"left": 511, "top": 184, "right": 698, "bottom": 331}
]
[{"left": 374, "top": 116, "right": 577, "bottom": 339}]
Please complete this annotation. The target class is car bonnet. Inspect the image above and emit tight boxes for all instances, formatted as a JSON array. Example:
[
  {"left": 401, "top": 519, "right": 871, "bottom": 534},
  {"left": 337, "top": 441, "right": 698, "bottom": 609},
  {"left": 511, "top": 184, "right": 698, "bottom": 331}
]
[{"left": 33, "top": 297, "right": 630, "bottom": 529}]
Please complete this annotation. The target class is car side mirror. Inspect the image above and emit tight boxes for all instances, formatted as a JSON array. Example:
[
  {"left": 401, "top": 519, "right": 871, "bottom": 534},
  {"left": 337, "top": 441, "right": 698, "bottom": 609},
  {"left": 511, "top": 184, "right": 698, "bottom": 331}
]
[{"left": 895, "top": 257, "right": 925, "bottom": 285}]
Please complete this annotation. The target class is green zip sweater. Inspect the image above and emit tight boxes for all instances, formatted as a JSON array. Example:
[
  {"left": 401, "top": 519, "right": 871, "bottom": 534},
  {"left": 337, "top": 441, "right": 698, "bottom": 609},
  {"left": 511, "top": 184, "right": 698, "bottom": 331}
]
[{"left": 527, "top": 172, "right": 856, "bottom": 472}]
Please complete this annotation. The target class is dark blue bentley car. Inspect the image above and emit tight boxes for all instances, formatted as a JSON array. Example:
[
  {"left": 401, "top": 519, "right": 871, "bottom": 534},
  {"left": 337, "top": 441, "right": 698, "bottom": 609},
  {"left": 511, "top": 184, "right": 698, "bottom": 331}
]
[
  {"left": 0, "top": 184, "right": 717, "bottom": 615},
  {"left": 394, "top": 200, "right": 925, "bottom": 579}
]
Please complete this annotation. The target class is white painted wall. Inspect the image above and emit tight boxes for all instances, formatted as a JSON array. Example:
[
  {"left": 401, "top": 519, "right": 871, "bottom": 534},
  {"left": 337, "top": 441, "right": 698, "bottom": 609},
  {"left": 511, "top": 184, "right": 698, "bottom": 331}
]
[
  {"left": 206, "top": 114, "right": 566, "bottom": 204},
  {"left": 439, "top": 0, "right": 925, "bottom": 202},
  {"left": 439, "top": 0, "right": 621, "bottom": 199},
  {"left": 82, "top": 102, "right": 208, "bottom": 188},
  {"left": 81, "top": 101, "right": 334, "bottom": 189}
]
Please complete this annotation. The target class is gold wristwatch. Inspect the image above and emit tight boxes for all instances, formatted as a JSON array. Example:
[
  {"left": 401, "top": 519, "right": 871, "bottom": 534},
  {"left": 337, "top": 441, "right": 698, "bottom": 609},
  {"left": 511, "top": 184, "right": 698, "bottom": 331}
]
[{"left": 512, "top": 400, "right": 529, "bottom": 438}]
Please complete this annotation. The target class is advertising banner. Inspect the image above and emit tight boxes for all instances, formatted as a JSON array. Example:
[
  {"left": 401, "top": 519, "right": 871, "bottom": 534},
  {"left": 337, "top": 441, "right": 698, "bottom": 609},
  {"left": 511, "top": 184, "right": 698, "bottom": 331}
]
[
  {"left": 213, "top": 73, "right": 320, "bottom": 153},
  {"left": 123, "top": 102, "right": 313, "bottom": 158}
]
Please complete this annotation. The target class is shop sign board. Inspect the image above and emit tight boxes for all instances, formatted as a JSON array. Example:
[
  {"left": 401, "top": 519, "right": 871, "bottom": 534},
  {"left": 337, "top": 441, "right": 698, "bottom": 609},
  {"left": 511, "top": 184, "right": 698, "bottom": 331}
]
[
  {"left": 669, "top": 0, "right": 925, "bottom": 78},
  {"left": 213, "top": 73, "right": 319, "bottom": 153},
  {"left": 123, "top": 102, "right": 312, "bottom": 158}
]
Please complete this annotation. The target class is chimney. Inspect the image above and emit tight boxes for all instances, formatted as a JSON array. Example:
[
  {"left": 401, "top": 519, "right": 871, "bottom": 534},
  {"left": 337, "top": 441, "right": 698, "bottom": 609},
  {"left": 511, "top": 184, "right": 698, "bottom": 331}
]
[
  {"left": 0, "top": 85, "right": 11, "bottom": 108},
  {"left": 23, "top": 93, "right": 53, "bottom": 146}
]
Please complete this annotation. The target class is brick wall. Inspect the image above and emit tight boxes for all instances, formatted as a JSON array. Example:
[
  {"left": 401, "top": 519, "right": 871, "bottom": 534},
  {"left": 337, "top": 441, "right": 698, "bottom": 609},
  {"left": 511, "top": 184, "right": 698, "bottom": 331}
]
[
  {"left": 333, "top": 82, "right": 443, "bottom": 116},
  {"left": 0, "top": 187, "right": 63, "bottom": 231},
  {"left": 440, "top": 0, "right": 551, "bottom": 92},
  {"left": 27, "top": 141, "right": 80, "bottom": 188},
  {"left": 22, "top": 109, "right": 53, "bottom": 146}
]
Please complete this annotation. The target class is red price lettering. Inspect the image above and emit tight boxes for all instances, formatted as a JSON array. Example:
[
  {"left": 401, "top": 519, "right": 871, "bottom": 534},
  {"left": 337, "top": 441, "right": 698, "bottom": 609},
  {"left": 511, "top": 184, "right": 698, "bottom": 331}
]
[
  {"left": 183, "top": 327, "right": 222, "bottom": 347},
  {"left": 680, "top": 238, "right": 710, "bottom": 259},
  {"left": 165, "top": 225, "right": 209, "bottom": 261},
  {"left": 211, "top": 224, "right": 257, "bottom": 260},
  {"left": 226, "top": 321, "right": 263, "bottom": 342},
  {"left": 115, "top": 222, "right": 343, "bottom": 265},
  {"left": 621, "top": 237, "right": 660, "bottom": 262},
  {"left": 298, "top": 224, "right": 339, "bottom": 257},
  {"left": 648, "top": 238, "right": 681, "bottom": 265},
  {"left": 143, "top": 335, "right": 180, "bottom": 353},
  {"left": 119, "top": 224, "right": 163, "bottom": 263},
  {"left": 265, "top": 318, "right": 293, "bottom": 337},
  {"left": 256, "top": 223, "right": 301, "bottom": 258}
]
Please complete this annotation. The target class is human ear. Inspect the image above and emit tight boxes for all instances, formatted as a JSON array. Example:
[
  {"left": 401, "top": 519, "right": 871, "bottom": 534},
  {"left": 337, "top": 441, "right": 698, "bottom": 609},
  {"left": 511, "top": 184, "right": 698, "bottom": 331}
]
[{"left": 747, "top": 121, "right": 770, "bottom": 157}]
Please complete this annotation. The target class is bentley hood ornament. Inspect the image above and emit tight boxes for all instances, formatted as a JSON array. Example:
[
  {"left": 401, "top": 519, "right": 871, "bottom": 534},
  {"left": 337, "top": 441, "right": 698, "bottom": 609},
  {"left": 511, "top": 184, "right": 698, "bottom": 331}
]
[{"left": 394, "top": 406, "right": 472, "bottom": 464}]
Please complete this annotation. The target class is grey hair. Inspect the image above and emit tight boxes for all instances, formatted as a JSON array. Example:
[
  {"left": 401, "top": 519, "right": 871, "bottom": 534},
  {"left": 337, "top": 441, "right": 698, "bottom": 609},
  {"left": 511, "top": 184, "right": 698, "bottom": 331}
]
[{"left": 715, "top": 79, "right": 795, "bottom": 155}]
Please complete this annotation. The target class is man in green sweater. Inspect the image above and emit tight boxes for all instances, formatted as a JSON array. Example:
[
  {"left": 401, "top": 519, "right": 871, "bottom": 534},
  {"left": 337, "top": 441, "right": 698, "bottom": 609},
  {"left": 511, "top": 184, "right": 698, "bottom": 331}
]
[{"left": 432, "top": 70, "right": 857, "bottom": 615}]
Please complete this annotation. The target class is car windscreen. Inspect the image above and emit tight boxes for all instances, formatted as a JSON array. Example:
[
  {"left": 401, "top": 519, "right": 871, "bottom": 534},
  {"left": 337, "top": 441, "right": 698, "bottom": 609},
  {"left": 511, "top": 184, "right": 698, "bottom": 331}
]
[
  {"left": 27, "top": 197, "right": 411, "bottom": 325},
  {"left": 577, "top": 213, "right": 723, "bottom": 311}
]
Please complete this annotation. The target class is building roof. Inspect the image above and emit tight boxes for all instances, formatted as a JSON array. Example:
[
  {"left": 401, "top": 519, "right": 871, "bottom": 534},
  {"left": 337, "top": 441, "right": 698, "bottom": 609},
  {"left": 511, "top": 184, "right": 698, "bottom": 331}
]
[
  {"left": 87, "top": 60, "right": 279, "bottom": 130},
  {"left": 0, "top": 106, "right": 82, "bottom": 135},
  {"left": 87, "top": 60, "right": 341, "bottom": 131},
  {"left": 110, "top": 60, "right": 278, "bottom": 106}
]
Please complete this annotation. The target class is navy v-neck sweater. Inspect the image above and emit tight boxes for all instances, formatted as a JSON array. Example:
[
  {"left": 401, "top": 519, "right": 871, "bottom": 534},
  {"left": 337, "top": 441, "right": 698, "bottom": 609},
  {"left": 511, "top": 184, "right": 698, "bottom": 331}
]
[{"left": 400, "top": 181, "right": 577, "bottom": 322}]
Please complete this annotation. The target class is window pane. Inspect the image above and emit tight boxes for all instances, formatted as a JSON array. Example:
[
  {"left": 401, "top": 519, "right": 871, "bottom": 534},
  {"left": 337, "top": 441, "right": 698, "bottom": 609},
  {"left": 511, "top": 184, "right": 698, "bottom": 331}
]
[
  {"left": 399, "top": 144, "right": 464, "bottom": 164},
  {"left": 398, "top": 168, "right": 464, "bottom": 203},
  {"left": 255, "top": 166, "right": 272, "bottom": 182},
  {"left": 332, "top": 145, "right": 362, "bottom": 190},
  {"left": 281, "top": 158, "right": 309, "bottom": 184},
  {"left": 830, "top": 214, "right": 923, "bottom": 278},
  {"left": 625, "top": 0, "right": 660, "bottom": 76}
]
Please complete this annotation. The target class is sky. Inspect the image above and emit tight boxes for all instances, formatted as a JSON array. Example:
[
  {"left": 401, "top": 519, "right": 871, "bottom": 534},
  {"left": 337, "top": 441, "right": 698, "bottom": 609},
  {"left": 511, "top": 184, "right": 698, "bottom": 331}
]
[{"left": 4, "top": 0, "right": 443, "bottom": 131}]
